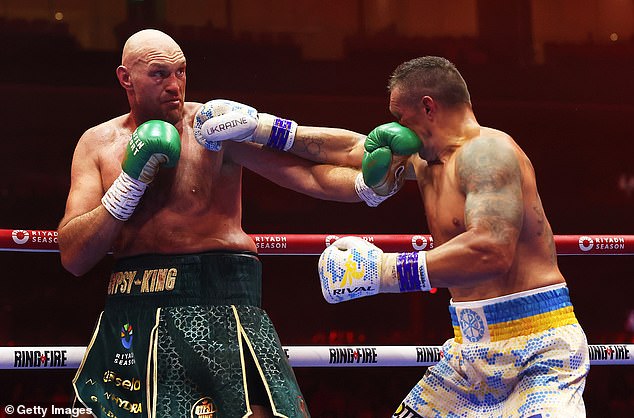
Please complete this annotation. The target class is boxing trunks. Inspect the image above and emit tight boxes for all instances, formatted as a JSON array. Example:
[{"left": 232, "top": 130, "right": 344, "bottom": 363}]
[
  {"left": 393, "top": 283, "right": 589, "bottom": 418},
  {"left": 73, "top": 252, "right": 309, "bottom": 418}
]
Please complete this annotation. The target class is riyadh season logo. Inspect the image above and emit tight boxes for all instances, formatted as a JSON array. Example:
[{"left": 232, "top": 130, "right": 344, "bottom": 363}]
[
  {"left": 120, "top": 323, "right": 133, "bottom": 349},
  {"left": 577, "top": 235, "right": 625, "bottom": 252},
  {"left": 578, "top": 236, "right": 593, "bottom": 251},
  {"left": 12, "top": 230, "right": 29, "bottom": 245},
  {"left": 411, "top": 235, "right": 431, "bottom": 250},
  {"left": 325, "top": 235, "right": 341, "bottom": 247}
]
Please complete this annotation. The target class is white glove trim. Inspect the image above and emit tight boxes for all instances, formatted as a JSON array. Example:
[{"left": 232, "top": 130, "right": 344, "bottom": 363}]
[
  {"left": 355, "top": 173, "right": 390, "bottom": 207},
  {"left": 101, "top": 171, "right": 147, "bottom": 221}
]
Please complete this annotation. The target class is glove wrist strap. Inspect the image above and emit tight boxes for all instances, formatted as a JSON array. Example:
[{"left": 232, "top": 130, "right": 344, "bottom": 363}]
[
  {"left": 396, "top": 251, "right": 431, "bottom": 292},
  {"left": 254, "top": 114, "right": 297, "bottom": 151},
  {"left": 355, "top": 173, "right": 390, "bottom": 207},
  {"left": 101, "top": 171, "right": 147, "bottom": 221}
]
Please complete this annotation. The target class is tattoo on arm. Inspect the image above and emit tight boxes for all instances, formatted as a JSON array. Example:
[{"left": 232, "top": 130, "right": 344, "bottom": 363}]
[
  {"left": 293, "top": 134, "right": 327, "bottom": 160},
  {"left": 457, "top": 138, "right": 523, "bottom": 245},
  {"left": 533, "top": 193, "right": 557, "bottom": 263},
  {"left": 532, "top": 201, "right": 545, "bottom": 236}
]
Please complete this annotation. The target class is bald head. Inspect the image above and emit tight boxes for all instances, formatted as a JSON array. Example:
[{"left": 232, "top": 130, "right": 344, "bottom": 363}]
[
  {"left": 117, "top": 29, "right": 187, "bottom": 125},
  {"left": 122, "top": 29, "right": 184, "bottom": 68}
]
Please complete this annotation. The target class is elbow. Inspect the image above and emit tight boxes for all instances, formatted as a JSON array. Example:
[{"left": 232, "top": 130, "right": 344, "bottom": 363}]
[
  {"left": 67, "top": 267, "right": 88, "bottom": 278},
  {"left": 486, "top": 251, "right": 514, "bottom": 276},
  {"left": 472, "top": 239, "right": 515, "bottom": 276},
  {"left": 58, "top": 230, "right": 89, "bottom": 277},
  {"left": 60, "top": 254, "right": 89, "bottom": 277},
  {"left": 59, "top": 241, "right": 90, "bottom": 277}
]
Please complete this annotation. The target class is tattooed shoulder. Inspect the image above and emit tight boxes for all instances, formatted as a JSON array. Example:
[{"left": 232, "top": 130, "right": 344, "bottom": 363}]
[{"left": 456, "top": 137, "right": 520, "bottom": 194}]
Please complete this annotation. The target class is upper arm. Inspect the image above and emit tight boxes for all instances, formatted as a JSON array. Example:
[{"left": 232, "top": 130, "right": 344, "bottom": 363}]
[
  {"left": 457, "top": 137, "right": 523, "bottom": 246},
  {"left": 58, "top": 131, "right": 106, "bottom": 228}
]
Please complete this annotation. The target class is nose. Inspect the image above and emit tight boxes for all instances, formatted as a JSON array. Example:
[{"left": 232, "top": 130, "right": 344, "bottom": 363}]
[{"left": 164, "top": 73, "right": 181, "bottom": 93}]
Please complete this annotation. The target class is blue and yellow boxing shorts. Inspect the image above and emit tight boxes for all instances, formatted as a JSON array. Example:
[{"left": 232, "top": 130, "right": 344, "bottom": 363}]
[{"left": 393, "top": 283, "right": 589, "bottom": 418}]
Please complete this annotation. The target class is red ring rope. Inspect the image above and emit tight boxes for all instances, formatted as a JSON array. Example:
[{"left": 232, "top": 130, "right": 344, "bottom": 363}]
[{"left": 1, "top": 229, "right": 633, "bottom": 255}]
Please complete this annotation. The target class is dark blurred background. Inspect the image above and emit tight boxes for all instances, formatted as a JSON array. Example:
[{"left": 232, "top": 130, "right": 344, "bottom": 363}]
[{"left": 1, "top": 0, "right": 633, "bottom": 416}]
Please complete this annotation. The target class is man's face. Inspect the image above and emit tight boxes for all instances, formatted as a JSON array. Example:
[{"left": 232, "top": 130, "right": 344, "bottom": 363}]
[
  {"left": 129, "top": 53, "right": 186, "bottom": 125},
  {"left": 389, "top": 87, "right": 426, "bottom": 138}
]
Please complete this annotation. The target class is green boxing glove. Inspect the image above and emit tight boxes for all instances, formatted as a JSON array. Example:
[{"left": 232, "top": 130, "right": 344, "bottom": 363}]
[
  {"left": 357, "top": 122, "right": 420, "bottom": 206},
  {"left": 102, "top": 120, "right": 181, "bottom": 221}
]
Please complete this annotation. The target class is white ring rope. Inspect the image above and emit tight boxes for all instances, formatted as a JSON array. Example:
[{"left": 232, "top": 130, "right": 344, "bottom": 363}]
[{"left": 2, "top": 344, "right": 632, "bottom": 370}]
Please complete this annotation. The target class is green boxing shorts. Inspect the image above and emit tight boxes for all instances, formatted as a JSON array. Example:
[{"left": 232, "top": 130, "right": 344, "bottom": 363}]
[{"left": 73, "top": 251, "right": 309, "bottom": 418}]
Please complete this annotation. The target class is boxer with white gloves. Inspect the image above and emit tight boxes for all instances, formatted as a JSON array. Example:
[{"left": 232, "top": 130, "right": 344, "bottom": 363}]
[
  {"left": 101, "top": 120, "right": 181, "bottom": 221},
  {"left": 355, "top": 122, "right": 421, "bottom": 207},
  {"left": 318, "top": 236, "right": 431, "bottom": 304},
  {"left": 193, "top": 99, "right": 297, "bottom": 152}
]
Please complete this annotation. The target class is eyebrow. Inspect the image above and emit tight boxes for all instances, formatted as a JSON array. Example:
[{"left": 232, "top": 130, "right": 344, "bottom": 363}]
[{"left": 145, "top": 61, "right": 185, "bottom": 73}]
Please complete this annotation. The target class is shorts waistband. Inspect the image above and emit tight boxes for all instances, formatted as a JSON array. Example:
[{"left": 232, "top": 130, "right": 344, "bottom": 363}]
[
  {"left": 106, "top": 251, "right": 262, "bottom": 308},
  {"left": 449, "top": 283, "right": 578, "bottom": 344}
]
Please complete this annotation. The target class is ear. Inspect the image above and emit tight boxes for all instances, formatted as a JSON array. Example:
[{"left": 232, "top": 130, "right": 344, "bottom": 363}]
[
  {"left": 116, "top": 65, "right": 132, "bottom": 89},
  {"left": 421, "top": 96, "right": 435, "bottom": 117}
]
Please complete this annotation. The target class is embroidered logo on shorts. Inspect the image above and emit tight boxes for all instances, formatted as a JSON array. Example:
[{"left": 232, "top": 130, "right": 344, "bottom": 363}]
[
  {"left": 459, "top": 308, "right": 486, "bottom": 342},
  {"left": 191, "top": 397, "right": 216, "bottom": 418},
  {"left": 120, "top": 323, "right": 133, "bottom": 349}
]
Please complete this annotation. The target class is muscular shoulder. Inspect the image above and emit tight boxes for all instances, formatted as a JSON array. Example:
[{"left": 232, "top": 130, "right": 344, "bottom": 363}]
[
  {"left": 186, "top": 101, "right": 203, "bottom": 109},
  {"left": 456, "top": 130, "right": 521, "bottom": 193},
  {"left": 72, "top": 115, "right": 132, "bottom": 170},
  {"left": 80, "top": 115, "right": 129, "bottom": 146},
  {"left": 460, "top": 131, "right": 515, "bottom": 157},
  {"left": 184, "top": 100, "right": 202, "bottom": 115}
]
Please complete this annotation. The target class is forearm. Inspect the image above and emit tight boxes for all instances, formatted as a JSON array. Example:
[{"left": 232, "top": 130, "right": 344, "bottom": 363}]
[
  {"left": 290, "top": 126, "right": 365, "bottom": 167},
  {"left": 58, "top": 206, "right": 122, "bottom": 276},
  {"left": 424, "top": 230, "right": 514, "bottom": 289},
  {"left": 307, "top": 165, "right": 363, "bottom": 202}
]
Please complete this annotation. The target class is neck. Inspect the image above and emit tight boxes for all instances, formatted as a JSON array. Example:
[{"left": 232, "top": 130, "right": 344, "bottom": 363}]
[
  {"left": 129, "top": 109, "right": 184, "bottom": 133},
  {"left": 423, "top": 107, "right": 479, "bottom": 163}
]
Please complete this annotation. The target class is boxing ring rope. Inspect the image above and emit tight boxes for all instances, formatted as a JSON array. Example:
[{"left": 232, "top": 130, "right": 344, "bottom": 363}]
[
  {"left": 2, "top": 229, "right": 634, "bottom": 255},
  {"left": 2, "top": 344, "right": 633, "bottom": 369},
  {"left": 1, "top": 229, "right": 633, "bottom": 369}
]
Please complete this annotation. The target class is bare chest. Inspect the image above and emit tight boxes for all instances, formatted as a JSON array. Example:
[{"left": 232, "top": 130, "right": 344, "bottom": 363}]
[
  {"left": 99, "top": 131, "right": 235, "bottom": 213},
  {"left": 417, "top": 164, "right": 466, "bottom": 243}
]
